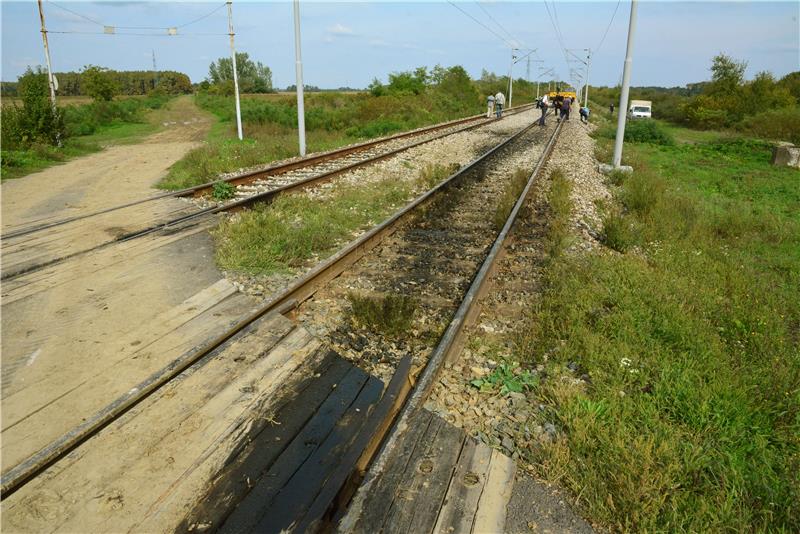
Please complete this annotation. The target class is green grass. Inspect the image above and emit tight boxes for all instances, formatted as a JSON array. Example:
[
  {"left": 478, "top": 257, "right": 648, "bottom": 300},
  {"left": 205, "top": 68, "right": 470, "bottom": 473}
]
[
  {"left": 545, "top": 168, "right": 573, "bottom": 258},
  {"left": 213, "top": 176, "right": 415, "bottom": 275},
  {"left": 492, "top": 168, "right": 530, "bottom": 231},
  {"left": 515, "top": 130, "right": 800, "bottom": 531}
]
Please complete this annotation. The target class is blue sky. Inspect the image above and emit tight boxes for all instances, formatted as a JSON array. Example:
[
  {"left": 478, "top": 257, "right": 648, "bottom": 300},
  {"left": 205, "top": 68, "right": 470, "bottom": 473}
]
[{"left": 2, "top": 1, "right": 798, "bottom": 89}]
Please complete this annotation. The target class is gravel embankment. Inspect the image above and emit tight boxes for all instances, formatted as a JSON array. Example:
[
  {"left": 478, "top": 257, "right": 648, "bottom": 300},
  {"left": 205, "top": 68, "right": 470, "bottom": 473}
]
[
  {"left": 422, "top": 117, "right": 609, "bottom": 532},
  {"left": 425, "top": 117, "right": 612, "bottom": 450}
]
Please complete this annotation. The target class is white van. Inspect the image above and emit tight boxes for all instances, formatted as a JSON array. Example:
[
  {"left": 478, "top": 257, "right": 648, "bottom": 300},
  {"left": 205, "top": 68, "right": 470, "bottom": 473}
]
[{"left": 628, "top": 99, "right": 652, "bottom": 119}]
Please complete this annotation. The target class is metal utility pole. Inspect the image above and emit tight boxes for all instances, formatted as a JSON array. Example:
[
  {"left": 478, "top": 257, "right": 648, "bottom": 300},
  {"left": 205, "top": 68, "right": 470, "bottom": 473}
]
[
  {"left": 507, "top": 48, "right": 517, "bottom": 108},
  {"left": 612, "top": 0, "right": 638, "bottom": 167},
  {"left": 36, "top": 0, "right": 57, "bottom": 110},
  {"left": 293, "top": 0, "right": 306, "bottom": 157},
  {"left": 227, "top": 1, "right": 243, "bottom": 140}
]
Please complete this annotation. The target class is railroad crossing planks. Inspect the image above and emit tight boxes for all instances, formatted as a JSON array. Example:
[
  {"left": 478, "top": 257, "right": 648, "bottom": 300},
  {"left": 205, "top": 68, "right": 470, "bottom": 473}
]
[
  {"left": 0, "top": 313, "right": 382, "bottom": 533},
  {"left": 337, "top": 408, "right": 516, "bottom": 534}
]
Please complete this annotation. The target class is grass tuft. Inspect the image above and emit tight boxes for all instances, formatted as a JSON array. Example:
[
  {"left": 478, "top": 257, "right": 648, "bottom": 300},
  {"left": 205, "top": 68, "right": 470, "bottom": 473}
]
[
  {"left": 545, "top": 168, "right": 573, "bottom": 258},
  {"left": 418, "top": 162, "right": 460, "bottom": 189},
  {"left": 492, "top": 168, "right": 530, "bottom": 231},
  {"left": 347, "top": 292, "right": 417, "bottom": 337}
]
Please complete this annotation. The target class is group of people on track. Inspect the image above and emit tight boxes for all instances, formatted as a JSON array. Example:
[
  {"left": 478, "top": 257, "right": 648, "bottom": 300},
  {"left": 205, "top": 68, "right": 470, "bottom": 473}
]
[{"left": 487, "top": 91, "right": 591, "bottom": 127}]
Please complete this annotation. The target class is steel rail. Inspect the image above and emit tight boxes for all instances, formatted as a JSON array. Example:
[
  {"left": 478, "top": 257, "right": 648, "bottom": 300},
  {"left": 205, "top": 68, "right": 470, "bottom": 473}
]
[
  {"left": 0, "top": 116, "right": 541, "bottom": 499},
  {"left": 1, "top": 104, "right": 534, "bottom": 241},
  {"left": 337, "top": 120, "right": 564, "bottom": 531},
  {"left": 0, "top": 105, "right": 535, "bottom": 281}
]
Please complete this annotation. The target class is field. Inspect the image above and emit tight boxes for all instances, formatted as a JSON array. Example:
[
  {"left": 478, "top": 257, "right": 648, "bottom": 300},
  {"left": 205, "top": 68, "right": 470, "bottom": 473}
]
[
  {"left": 1, "top": 94, "right": 149, "bottom": 108},
  {"left": 517, "top": 110, "right": 800, "bottom": 531}
]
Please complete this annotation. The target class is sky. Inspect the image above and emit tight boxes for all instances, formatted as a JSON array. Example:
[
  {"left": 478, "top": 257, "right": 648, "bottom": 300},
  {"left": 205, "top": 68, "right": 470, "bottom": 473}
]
[{"left": 1, "top": 1, "right": 798, "bottom": 90}]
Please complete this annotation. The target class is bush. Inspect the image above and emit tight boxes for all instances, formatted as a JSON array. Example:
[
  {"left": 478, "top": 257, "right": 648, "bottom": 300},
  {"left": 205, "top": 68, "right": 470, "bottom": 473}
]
[
  {"left": 736, "top": 107, "right": 800, "bottom": 144},
  {"left": 623, "top": 120, "right": 675, "bottom": 145},
  {"left": 2, "top": 67, "right": 64, "bottom": 149}
]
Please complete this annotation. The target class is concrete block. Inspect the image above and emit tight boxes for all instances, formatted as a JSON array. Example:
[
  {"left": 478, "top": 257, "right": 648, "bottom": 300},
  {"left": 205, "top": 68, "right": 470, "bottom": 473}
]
[
  {"left": 772, "top": 142, "right": 800, "bottom": 168},
  {"left": 598, "top": 163, "right": 633, "bottom": 175}
]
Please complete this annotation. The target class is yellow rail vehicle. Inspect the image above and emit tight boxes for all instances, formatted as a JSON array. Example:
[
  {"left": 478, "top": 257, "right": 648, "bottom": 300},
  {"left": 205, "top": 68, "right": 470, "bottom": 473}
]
[{"left": 547, "top": 87, "right": 577, "bottom": 102}]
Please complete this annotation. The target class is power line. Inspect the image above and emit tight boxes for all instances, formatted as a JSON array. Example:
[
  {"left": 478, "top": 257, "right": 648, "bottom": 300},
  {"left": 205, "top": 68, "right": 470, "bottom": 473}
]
[
  {"left": 46, "top": 1, "right": 103, "bottom": 26},
  {"left": 446, "top": 1, "right": 516, "bottom": 49},
  {"left": 473, "top": 1, "right": 519, "bottom": 47},
  {"left": 594, "top": 0, "right": 622, "bottom": 53},
  {"left": 175, "top": 2, "right": 227, "bottom": 28},
  {"left": 47, "top": 30, "right": 228, "bottom": 37},
  {"left": 45, "top": 0, "right": 226, "bottom": 32}
]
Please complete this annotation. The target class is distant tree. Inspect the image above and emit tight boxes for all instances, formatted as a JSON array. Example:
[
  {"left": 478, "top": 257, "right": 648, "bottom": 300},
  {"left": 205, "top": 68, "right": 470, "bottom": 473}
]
[
  {"left": 434, "top": 65, "right": 479, "bottom": 104},
  {"left": 778, "top": 71, "right": 800, "bottom": 101},
  {"left": 208, "top": 53, "right": 273, "bottom": 93},
  {"left": 386, "top": 70, "right": 426, "bottom": 95},
  {"left": 708, "top": 54, "right": 747, "bottom": 97},
  {"left": 81, "top": 65, "right": 120, "bottom": 101},
  {"left": 368, "top": 78, "right": 385, "bottom": 96}
]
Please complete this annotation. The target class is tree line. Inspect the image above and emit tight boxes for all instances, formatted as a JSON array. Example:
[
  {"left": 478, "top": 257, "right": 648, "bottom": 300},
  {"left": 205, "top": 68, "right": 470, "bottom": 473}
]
[
  {"left": 1, "top": 68, "right": 191, "bottom": 97},
  {"left": 589, "top": 54, "right": 799, "bottom": 134}
]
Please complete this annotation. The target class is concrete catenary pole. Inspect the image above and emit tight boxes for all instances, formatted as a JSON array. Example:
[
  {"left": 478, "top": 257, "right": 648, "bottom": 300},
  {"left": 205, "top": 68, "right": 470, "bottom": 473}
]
[
  {"left": 227, "top": 1, "right": 243, "bottom": 140},
  {"left": 612, "top": 0, "right": 638, "bottom": 167},
  {"left": 507, "top": 50, "right": 515, "bottom": 109},
  {"left": 293, "top": 0, "right": 306, "bottom": 157},
  {"left": 584, "top": 48, "right": 591, "bottom": 105},
  {"left": 36, "top": 0, "right": 57, "bottom": 110}
]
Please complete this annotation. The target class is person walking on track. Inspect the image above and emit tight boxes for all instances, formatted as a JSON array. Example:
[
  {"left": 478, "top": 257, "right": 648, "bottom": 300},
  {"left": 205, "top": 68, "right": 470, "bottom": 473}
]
[
  {"left": 538, "top": 95, "right": 548, "bottom": 126},
  {"left": 486, "top": 94, "right": 495, "bottom": 118},
  {"left": 494, "top": 91, "right": 506, "bottom": 118},
  {"left": 609, "top": 103, "right": 615, "bottom": 116},
  {"left": 560, "top": 97, "right": 571, "bottom": 121}
]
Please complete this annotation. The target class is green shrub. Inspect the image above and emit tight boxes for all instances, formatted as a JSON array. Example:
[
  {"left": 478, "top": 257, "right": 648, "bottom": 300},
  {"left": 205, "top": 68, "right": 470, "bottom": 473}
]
[
  {"left": 212, "top": 181, "right": 236, "bottom": 200},
  {"left": 623, "top": 120, "right": 675, "bottom": 145},
  {"left": 3, "top": 67, "right": 65, "bottom": 148},
  {"left": 736, "top": 107, "right": 800, "bottom": 144}
]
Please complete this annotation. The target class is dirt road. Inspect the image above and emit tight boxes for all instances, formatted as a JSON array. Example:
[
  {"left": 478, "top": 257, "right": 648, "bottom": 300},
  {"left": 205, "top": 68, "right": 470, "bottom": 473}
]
[{"left": 0, "top": 95, "right": 211, "bottom": 234}]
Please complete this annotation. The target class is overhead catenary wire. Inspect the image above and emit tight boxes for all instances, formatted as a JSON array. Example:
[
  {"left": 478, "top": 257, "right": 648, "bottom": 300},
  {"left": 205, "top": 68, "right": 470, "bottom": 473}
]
[
  {"left": 446, "top": 1, "right": 516, "bottom": 49},
  {"left": 594, "top": 0, "right": 622, "bottom": 53},
  {"left": 47, "top": 30, "right": 229, "bottom": 37},
  {"left": 45, "top": 0, "right": 227, "bottom": 32},
  {"left": 473, "top": 1, "right": 520, "bottom": 47}
]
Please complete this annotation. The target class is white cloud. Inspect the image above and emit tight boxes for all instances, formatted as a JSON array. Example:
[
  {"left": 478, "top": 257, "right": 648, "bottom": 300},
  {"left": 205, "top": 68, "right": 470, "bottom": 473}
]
[{"left": 328, "top": 23, "right": 354, "bottom": 36}]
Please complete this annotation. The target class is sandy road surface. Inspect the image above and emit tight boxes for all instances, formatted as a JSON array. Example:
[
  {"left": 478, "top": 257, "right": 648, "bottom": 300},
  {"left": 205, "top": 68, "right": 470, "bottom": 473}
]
[{"left": 0, "top": 95, "right": 211, "bottom": 234}]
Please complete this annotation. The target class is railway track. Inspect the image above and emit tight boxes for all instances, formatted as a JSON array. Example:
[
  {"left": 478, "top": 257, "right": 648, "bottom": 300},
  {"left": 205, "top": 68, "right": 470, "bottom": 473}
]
[
  {"left": 0, "top": 104, "right": 534, "bottom": 281},
  {"left": 1, "top": 115, "right": 561, "bottom": 533}
]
